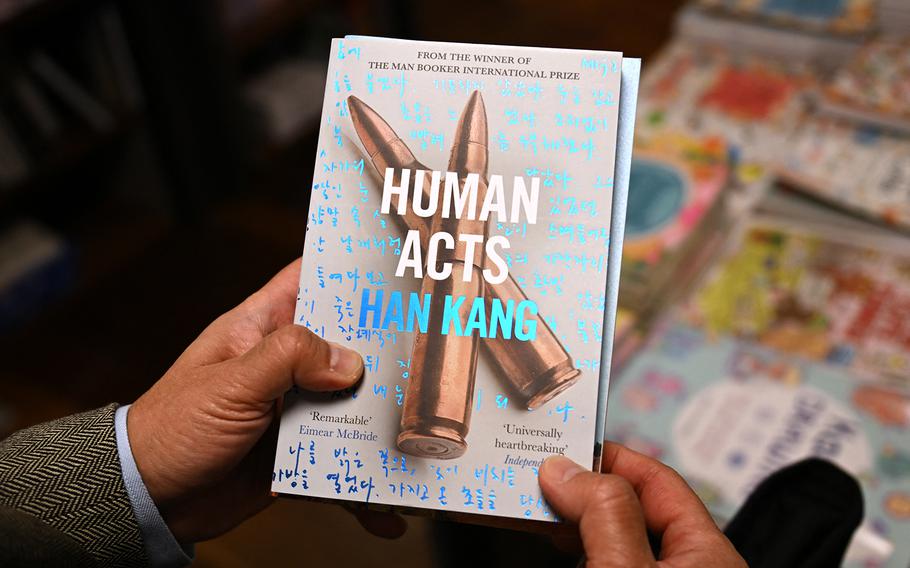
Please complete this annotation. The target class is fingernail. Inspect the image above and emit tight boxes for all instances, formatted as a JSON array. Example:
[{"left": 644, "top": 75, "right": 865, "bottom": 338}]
[
  {"left": 329, "top": 342, "right": 364, "bottom": 379},
  {"left": 544, "top": 455, "right": 586, "bottom": 483}
]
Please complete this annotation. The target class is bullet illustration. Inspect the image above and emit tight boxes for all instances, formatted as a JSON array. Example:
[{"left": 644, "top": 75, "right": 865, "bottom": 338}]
[
  {"left": 347, "top": 92, "right": 582, "bottom": 457},
  {"left": 348, "top": 95, "right": 433, "bottom": 247},
  {"left": 482, "top": 277, "right": 581, "bottom": 410},
  {"left": 398, "top": 91, "right": 489, "bottom": 459}
]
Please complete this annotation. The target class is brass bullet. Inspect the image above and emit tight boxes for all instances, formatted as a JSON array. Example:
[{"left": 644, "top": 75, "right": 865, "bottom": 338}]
[
  {"left": 482, "top": 278, "right": 581, "bottom": 410},
  {"left": 398, "top": 92, "right": 490, "bottom": 459},
  {"left": 448, "top": 90, "right": 488, "bottom": 176},
  {"left": 348, "top": 95, "right": 432, "bottom": 246}
]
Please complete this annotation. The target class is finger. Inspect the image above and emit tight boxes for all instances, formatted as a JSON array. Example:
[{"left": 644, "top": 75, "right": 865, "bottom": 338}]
[
  {"left": 539, "top": 456, "right": 655, "bottom": 567},
  {"left": 225, "top": 324, "right": 363, "bottom": 402},
  {"left": 600, "top": 443, "right": 724, "bottom": 557},
  {"left": 346, "top": 507, "right": 408, "bottom": 539}
]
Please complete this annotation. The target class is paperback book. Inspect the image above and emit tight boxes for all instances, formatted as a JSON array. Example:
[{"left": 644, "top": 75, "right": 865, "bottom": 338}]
[
  {"left": 635, "top": 38, "right": 812, "bottom": 216},
  {"left": 693, "top": 0, "right": 877, "bottom": 36},
  {"left": 620, "top": 130, "right": 729, "bottom": 313},
  {"left": 681, "top": 216, "right": 910, "bottom": 389},
  {"left": 818, "top": 38, "right": 910, "bottom": 134},
  {"left": 271, "top": 36, "right": 640, "bottom": 523},
  {"left": 776, "top": 115, "right": 910, "bottom": 230}
]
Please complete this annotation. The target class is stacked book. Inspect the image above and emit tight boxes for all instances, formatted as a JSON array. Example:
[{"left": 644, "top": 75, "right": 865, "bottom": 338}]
[
  {"left": 619, "top": 130, "right": 729, "bottom": 318},
  {"left": 816, "top": 38, "right": 910, "bottom": 133},
  {"left": 776, "top": 115, "right": 910, "bottom": 230},
  {"left": 774, "top": 38, "right": 910, "bottom": 231},
  {"left": 0, "top": 5, "right": 141, "bottom": 192}
]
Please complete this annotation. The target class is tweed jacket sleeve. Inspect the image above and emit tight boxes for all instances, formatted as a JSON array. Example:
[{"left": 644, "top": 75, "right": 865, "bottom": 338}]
[{"left": 0, "top": 404, "right": 147, "bottom": 567}]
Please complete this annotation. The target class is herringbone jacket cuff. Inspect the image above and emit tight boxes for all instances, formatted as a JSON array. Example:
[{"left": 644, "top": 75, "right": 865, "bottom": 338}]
[{"left": 0, "top": 404, "right": 148, "bottom": 567}]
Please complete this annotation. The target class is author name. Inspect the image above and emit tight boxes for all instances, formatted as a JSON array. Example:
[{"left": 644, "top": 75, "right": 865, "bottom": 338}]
[{"left": 358, "top": 287, "right": 538, "bottom": 341}]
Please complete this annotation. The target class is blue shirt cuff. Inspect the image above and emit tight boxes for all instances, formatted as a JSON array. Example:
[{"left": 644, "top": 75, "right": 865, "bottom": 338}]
[{"left": 115, "top": 405, "right": 194, "bottom": 567}]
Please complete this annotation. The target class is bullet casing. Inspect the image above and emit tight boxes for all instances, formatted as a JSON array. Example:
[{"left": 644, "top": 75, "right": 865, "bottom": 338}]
[
  {"left": 398, "top": 90, "right": 490, "bottom": 459},
  {"left": 482, "top": 275, "right": 582, "bottom": 409}
]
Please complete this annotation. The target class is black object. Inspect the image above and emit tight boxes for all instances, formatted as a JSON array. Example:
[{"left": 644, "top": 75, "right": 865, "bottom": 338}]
[{"left": 724, "top": 458, "right": 864, "bottom": 568}]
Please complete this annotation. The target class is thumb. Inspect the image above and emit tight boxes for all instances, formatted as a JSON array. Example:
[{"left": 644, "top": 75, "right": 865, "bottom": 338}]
[
  {"left": 539, "top": 456, "right": 656, "bottom": 567},
  {"left": 225, "top": 324, "right": 364, "bottom": 402}
]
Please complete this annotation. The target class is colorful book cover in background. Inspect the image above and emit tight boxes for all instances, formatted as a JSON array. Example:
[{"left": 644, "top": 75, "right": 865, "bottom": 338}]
[
  {"left": 636, "top": 39, "right": 812, "bottom": 216},
  {"left": 607, "top": 321, "right": 910, "bottom": 568},
  {"left": 695, "top": 0, "right": 877, "bottom": 35},
  {"left": 681, "top": 218, "right": 910, "bottom": 389},
  {"left": 822, "top": 38, "right": 910, "bottom": 127},
  {"left": 624, "top": 131, "right": 727, "bottom": 268},
  {"left": 638, "top": 39, "right": 811, "bottom": 166},
  {"left": 777, "top": 115, "right": 910, "bottom": 229},
  {"left": 271, "top": 36, "right": 638, "bottom": 522}
]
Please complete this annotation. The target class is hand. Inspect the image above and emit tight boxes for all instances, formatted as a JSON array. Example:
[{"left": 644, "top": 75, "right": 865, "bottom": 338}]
[
  {"left": 539, "top": 443, "right": 746, "bottom": 567},
  {"left": 128, "top": 259, "right": 384, "bottom": 543}
]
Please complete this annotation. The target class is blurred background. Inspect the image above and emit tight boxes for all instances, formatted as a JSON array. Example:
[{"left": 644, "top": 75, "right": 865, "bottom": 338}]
[{"left": 0, "top": 0, "right": 907, "bottom": 566}]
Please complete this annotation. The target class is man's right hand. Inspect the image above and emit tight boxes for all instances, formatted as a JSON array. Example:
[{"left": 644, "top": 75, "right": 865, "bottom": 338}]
[{"left": 539, "top": 443, "right": 747, "bottom": 567}]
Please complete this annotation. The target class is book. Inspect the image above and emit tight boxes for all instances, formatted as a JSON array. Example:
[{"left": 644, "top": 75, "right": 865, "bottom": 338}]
[
  {"left": 0, "top": 110, "right": 30, "bottom": 188},
  {"left": 635, "top": 38, "right": 815, "bottom": 219},
  {"left": 244, "top": 58, "right": 327, "bottom": 146},
  {"left": 98, "top": 5, "right": 144, "bottom": 110},
  {"left": 775, "top": 115, "right": 910, "bottom": 230},
  {"left": 606, "top": 320, "right": 910, "bottom": 568},
  {"left": 817, "top": 38, "right": 910, "bottom": 135},
  {"left": 693, "top": 0, "right": 877, "bottom": 36},
  {"left": 638, "top": 39, "right": 812, "bottom": 167},
  {"left": 760, "top": 182, "right": 909, "bottom": 236},
  {"left": 11, "top": 74, "right": 60, "bottom": 141},
  {"left": 619, "top": 130, "right": 729, "bottom": 315},
  {"left": 675, "top": 5, "right": 862, "bottom": 70},
  {"left": 680, "top": 215, "right": 910, "bottom": 390},
  {"left": 270, "top": 36, "right": 640, "bottom": 524},
  {"left": 879, "top": 0, "right": 910, "bottom": 35}
]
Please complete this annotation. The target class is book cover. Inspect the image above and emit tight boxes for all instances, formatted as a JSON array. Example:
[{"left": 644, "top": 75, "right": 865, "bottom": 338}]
[
  {"left": 636, "top": 38, "right": 811, "bottom": 214},
  {"left": 624, "top": 131, "right": 728, "bottom": 268},
  {"left": 694, "top": 0, "right": 877, "bottom": 36},
  {"left": 607, "top": 320, "right": 910, "bottom": 568},
  {"left": 620, "top": 130, "right": 729, "bottom": 311},
  {"left": 270, "top": 36, "right": 639, "bottom": 523},
  {"left": 680, "top": 216, "right": 910, "bottom": 390},
  {"left": 776, "top": 115, "right": 910, "bottom": 230},
  {"left": 638, "top": 39, "right": 812, "bottom": 164},
  {"left": 818, "top": 38, "right": 910, "bottom": 133}
]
